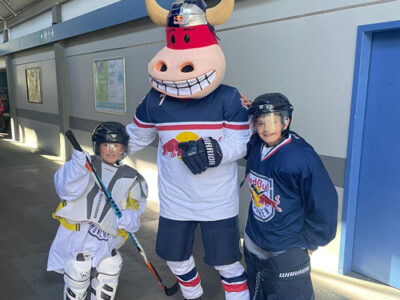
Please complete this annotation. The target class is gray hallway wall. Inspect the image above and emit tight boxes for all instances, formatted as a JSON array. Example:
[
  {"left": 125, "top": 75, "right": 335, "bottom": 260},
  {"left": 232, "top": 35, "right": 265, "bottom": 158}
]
[{"left": 4, "top": 0, "right": 400, "bottom": 273}]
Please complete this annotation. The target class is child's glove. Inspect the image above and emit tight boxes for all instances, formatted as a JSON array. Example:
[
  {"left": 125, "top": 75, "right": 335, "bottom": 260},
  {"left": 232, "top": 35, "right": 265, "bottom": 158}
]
[
  {"left": 71, "top": 149, "right": 90, "bottom": 169},
  {"left": 117, "top": 209, "right": 140, "bottom": 233}
]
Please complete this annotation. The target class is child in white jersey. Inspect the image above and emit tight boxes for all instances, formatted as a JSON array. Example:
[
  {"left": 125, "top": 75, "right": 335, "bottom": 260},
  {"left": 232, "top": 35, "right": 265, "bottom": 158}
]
[{"left": 47, "top": 122, "right": 148, "bottom": 300}]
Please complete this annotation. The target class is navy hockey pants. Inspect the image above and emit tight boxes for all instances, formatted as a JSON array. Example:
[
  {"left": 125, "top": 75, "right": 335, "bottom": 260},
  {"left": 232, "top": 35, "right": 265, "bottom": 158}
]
[{"left": 244, "top": 247, "right": 314, "bottom": 300}]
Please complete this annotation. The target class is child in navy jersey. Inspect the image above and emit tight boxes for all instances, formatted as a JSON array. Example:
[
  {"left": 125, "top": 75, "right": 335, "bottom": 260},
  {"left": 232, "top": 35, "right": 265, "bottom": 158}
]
[{"left": 243, "top": 93, "right": 338, "bottom": 300}]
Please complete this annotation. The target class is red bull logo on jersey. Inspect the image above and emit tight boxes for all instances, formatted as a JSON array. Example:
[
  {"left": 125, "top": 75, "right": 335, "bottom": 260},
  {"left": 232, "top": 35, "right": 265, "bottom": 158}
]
[
  {"left": 161, "top": 131, "right": 200, "bottom": 158},
  {"left": 162, "top": 138, "right": 181, "bottom": 158},
  {"left": 248, "top": 171, "right": 282, "bottom": 222}
]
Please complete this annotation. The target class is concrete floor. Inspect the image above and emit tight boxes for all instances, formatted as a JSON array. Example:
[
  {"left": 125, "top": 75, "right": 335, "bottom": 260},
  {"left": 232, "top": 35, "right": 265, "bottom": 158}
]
[{"left": 1, "top": 134, "right": 400, "bottom": 300}]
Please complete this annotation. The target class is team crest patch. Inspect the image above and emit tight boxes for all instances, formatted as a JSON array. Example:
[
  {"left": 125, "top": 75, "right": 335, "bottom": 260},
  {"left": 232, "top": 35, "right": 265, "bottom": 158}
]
[{"left": 248, "top": 171, "right": 282, "bottom": 222}]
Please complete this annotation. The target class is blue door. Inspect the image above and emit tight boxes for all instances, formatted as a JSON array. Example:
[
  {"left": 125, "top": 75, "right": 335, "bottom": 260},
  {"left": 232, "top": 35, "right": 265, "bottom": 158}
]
[{"left": 352, "top": 29, "right": 400, "bottom": 288}]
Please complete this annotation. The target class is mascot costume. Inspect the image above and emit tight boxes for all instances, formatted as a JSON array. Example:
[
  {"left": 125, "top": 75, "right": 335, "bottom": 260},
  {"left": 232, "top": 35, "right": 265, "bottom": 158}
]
[{"left": 127, "top": 1, "right": 250, "bottom": 299}]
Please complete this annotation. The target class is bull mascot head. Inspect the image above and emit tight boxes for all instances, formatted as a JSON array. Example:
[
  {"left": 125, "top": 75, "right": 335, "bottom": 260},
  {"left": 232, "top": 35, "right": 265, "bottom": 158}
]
[{"left": 145, "top": 0, "right": 234, "bottom": 99}]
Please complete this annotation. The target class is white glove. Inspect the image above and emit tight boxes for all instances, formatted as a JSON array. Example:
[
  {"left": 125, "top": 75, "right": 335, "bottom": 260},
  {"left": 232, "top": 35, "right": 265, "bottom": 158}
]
[
  {"left": 117, "top": 209, "right": 140, "bottom": 233},
  {"left": 71, "top": 149, "right": 90, "bottom": 168},
  {"left": 54, "top": 149, "right": 91, "bottom": 200}
]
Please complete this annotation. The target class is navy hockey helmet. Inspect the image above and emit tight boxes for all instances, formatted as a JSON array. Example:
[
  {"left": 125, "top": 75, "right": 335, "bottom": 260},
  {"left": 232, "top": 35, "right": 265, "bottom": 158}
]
[
  {"left": 249, "top": 93, "right": 294, "bottom": 138},
  {"left": 92, "top": 122, "right": 129, "bottom": 160},
  {"left": 249, "top": 93, "right": 293, "bottom": 117}
]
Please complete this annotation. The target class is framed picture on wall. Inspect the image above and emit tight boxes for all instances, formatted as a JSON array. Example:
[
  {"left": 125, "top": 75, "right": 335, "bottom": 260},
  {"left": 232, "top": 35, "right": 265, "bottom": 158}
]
[
  {"left": 93, "top": 57, "right": 126, "bottom": 114},
  {"left": 25, "top": 67, "right": 42, "bottom": 104}
]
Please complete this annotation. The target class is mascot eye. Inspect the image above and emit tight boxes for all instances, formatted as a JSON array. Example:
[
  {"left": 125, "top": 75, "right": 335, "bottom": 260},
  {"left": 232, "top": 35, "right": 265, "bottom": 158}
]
[
  {"left": 184, "top": 34, "right": 190, "bottom": 43},
  {"left": 171, "top": 35, "right": 176, "bottom": 44},
  {"left": 161, "top": 64, "right": 167, "bottom": 72}
]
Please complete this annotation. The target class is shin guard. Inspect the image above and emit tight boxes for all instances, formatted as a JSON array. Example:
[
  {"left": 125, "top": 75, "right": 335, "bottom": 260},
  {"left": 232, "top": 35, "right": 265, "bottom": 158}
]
[
  {"left": 91, "top": 251, "right": 122, "bottom": 300},
  {"left": 215, "top": 262, "right": 250, "bottom": 300},
  {"left": 63, "top": 258, "right": 91, "bottom": 300},
  {"left": 167, "top": 256, "right": 203, "bottom": 299}
]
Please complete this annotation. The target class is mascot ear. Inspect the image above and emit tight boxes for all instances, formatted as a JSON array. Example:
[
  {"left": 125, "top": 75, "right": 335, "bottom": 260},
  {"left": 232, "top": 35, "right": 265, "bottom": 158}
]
[
  {"left": 145, "top": 0, "right": 168, "bottom": 27},
  {"left": 206, "top": 0, "right": 235, "bottom": 26}
]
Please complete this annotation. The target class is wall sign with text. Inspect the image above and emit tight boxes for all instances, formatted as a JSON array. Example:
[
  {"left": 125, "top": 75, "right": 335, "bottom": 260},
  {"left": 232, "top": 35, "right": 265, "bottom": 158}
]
[
  {"left": 25, "top": 68, "right": 42, "bottom": 104},
  {"left": 93, "top": 58, "right": 126, "bottom": 114}
]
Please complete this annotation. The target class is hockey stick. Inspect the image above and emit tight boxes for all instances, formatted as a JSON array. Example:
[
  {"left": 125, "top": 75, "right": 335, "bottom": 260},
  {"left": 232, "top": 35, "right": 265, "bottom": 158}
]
[{"left": 65, "top": 130, "right": 179, "bottom": 297}]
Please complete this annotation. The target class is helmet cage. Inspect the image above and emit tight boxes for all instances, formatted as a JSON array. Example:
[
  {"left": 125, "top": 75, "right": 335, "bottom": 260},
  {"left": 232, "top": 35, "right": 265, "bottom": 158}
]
[
  {"left": 93, "top": 141, "right": 128, "bottom": 162},
  {"left": 249, "top": 93, "right": 293, "bottom": 140},
  {"left": 92, "top": 122, "right": 129, "bottom": 161},
  {"left": 250, "top": 111, "right": 290, "bottom": 134}
]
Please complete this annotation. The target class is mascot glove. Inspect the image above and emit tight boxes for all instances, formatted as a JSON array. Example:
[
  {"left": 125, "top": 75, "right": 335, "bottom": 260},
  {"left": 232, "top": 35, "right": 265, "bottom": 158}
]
[
  {"left": 71, "top": 149, "right": 90, "bottom": 169},
  {"left": 117, "top": 209, "right": 140, "bottom": 233},
  {"left": 178, "top": 137, "right": 223, "bottom": 175}
]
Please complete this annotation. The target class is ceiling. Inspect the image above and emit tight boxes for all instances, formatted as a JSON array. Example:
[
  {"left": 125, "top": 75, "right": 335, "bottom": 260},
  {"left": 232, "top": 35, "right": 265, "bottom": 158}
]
[
  {"left": 0, "top": 0, "right": 238, "bottom": 31},
  {"left": 0, "top": 0, "right": 41, "bottom": 21},
  {"left": 0, "top": 0, "right": 69, "bottom": 29}
]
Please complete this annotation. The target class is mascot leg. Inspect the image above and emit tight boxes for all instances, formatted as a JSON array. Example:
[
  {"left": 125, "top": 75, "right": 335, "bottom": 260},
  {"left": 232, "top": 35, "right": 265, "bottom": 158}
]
[
  {"left": 90, "top": 250, "right": 122, "bottom": 300},
  {"left": 63, "top": 258, "right": 91, "bottom": 300},
  {"left": 214, "top": 261, "right": 250, "bottom": 300},
  {"left": 167, "top": 256, "right": 203, "bottom": 300}
]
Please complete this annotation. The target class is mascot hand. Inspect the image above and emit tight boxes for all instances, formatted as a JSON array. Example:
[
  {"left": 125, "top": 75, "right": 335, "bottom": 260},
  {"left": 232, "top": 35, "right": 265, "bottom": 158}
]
[
  {"left": 241, "top": 94, "right": 252, "bottom": 109},
  {"left": 178, "top": 137, "right": 222, "bottom": 175}
]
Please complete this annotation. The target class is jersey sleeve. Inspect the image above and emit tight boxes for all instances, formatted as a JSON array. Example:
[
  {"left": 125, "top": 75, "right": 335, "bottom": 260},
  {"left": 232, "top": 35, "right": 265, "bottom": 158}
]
[
  {"left": 299, "top": 150, "right": 338, "bottom": 251},
  {"left": 219, "top": 89, "right": 251, "bottom": 164},
  {"left": 126, "top": 93, "right": 158, "bottom": 155},
  {"left": 54, "top": 150, "right": 91, "bottom": 201}
]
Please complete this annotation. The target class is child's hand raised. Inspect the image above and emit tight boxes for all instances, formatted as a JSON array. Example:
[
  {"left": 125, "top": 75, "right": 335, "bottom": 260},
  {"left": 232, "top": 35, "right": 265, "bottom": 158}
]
[{"left": 71, "top": 149, "right": 90, "bottom": 168}]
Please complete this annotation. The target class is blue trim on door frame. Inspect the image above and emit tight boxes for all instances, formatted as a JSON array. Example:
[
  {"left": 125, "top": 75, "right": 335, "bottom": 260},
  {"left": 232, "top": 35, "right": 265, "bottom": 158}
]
[{"left": 338, "top": 19, "right": 400, "bottom": 274}]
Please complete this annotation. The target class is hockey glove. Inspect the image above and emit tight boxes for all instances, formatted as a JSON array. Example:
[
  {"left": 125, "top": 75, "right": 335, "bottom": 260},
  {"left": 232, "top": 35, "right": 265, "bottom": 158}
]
[
  {"left": 117, "top": 209, "right": 141, "bottom": 233},
  {"left": 71, "top": 149, "right": 90, "bottom": 169},
  {"left": 178, "top": 137, "right": 223, "bottom": 175}
]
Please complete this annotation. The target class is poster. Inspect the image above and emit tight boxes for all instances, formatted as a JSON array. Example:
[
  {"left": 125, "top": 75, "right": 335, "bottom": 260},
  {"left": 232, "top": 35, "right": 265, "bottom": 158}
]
[
  {"left": 93, "top": 58, "right": 126, "bottom": 114},
  {"left": 26, "top": 68, "right": 42, "bottom": 104}
]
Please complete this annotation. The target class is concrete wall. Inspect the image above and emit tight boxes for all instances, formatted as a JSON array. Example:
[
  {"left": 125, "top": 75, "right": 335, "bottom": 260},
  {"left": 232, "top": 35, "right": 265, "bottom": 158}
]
[
  {"left": 226, "top": 0, "right": 400, "bottom": 160},
  {"left": 9, "top": 46, "right": 60, "bottom": 153},
  {"left": 63, "top": 19, "right": 164, "bottom": 205},
  {"left": 5, "top": 0, "right": 400, "bottom": 273}
]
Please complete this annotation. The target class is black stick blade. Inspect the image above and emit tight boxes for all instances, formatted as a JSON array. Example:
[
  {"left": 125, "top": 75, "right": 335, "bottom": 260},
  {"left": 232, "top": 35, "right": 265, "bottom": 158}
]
[{"left": 165, "top": 282, "right": 179, "bottom": 296}]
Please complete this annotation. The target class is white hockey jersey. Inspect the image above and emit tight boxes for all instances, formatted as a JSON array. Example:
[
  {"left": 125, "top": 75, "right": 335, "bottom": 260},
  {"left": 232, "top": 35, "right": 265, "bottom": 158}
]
[
  {"left": 54, "top": 156, "right": 147, "bottom": 236},
  {"left": 47, "top": 153, "right": 147, "bottom": 272},
  {"left": 127, "top": 85, "right": 250, "bottom": 221}
]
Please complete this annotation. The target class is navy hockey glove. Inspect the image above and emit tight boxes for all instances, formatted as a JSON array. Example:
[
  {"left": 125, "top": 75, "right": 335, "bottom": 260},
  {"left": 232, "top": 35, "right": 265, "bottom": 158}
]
[{"left": 178, "top": 137, "right": 223, "bottom": 175}]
